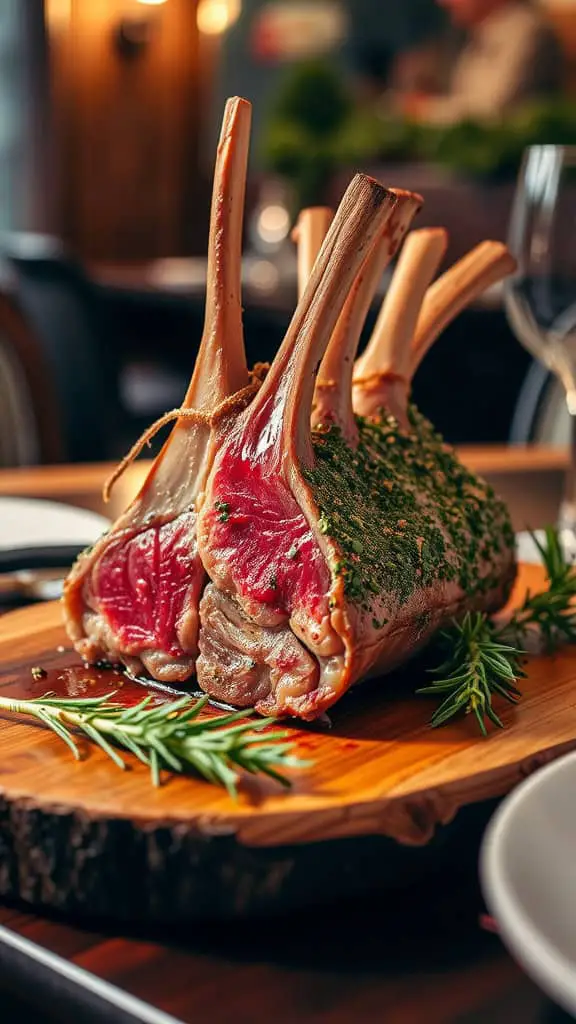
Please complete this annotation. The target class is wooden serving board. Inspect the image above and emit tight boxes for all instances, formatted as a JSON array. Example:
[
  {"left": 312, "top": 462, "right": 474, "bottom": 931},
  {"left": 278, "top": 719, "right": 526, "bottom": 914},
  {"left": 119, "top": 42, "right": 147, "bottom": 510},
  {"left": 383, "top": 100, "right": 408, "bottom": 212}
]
[{"left": 1, "top": 562, "right": 576, "bottom": 922}]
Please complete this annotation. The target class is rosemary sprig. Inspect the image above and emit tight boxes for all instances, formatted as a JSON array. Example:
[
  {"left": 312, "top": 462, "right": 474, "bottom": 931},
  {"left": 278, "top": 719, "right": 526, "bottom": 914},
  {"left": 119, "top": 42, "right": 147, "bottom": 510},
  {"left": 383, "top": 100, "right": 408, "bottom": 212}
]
[
  {"left": 417, "top": 612, "right": 524, "bottom": 735},
  {"left": 418, "top": 526, "right": 576, "bottom": 735},
  {"left": 0, "top": 692, "right": 309, "bottom": 794},
  {"left": 504, "top": 525, "right": 576, "bottom": 651}
]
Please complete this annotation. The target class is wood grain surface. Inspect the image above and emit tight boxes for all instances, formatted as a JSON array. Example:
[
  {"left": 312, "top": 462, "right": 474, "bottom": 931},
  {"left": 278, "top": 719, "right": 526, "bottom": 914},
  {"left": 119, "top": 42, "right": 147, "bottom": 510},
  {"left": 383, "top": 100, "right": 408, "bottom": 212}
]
[{"left": 0, "top": 562, "right": 575, "bottom": 924}]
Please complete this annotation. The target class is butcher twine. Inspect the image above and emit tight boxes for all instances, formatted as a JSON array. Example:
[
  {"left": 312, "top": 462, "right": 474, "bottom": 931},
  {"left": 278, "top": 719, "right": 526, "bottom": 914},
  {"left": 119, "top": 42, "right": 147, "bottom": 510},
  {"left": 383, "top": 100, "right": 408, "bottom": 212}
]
[{"left": 102, "top": 363, "right": 269, "bottom": 503}]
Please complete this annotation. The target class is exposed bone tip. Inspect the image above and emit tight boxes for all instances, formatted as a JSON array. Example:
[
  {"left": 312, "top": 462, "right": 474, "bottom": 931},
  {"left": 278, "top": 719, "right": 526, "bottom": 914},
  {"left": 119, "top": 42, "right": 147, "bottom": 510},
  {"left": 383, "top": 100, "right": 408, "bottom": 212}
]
[
  {"left": 411, "top": 226, "right": 448, "bottom": 244},
  {"left": 389, "top": 187, "right": 424, "bottom": 209},
  {"left": 220, "top": 97, "right": 252, "bottom": 147},
  {"left": 291, "top": 206, "right": 333, "bottom": 244},
  {"left": 409, "top": 237, "right": 518, "bottom": 378},
  {"left": 227, "top": 96, "right": 252, "bottom": 111},
  {"left": 477, "top": 239, "right": 517, "bottom": 273},
  {"left": 351, "top": 173, "right": 397, "bottom": 208},
  {"left": 478, "top": 239, "right": 507, "bottom": 250}
]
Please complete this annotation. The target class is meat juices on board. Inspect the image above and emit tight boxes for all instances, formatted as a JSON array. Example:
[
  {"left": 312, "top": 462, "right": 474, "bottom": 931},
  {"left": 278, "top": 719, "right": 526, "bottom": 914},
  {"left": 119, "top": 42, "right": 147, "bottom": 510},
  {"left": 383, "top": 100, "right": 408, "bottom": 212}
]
[{"left": 63, "top": 97, "right": 254, "bottom": 682}]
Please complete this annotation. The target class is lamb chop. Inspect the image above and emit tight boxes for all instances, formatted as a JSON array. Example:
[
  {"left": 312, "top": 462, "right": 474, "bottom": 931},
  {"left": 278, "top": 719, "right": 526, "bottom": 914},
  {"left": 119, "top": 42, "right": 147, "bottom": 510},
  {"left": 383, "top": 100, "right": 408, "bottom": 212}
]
[
  {"left": 63, "top": 97, "right": 255, "bottom": 682},
  {"left": 196, "top": 177, "right": 517, "bottom": 720}
]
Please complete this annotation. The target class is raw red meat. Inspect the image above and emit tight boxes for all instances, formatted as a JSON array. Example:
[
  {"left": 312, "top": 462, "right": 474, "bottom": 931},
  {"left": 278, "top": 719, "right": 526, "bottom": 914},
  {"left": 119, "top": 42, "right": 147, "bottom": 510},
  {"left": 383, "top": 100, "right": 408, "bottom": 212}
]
[{"left": 63, "top": 97, "right": 255, "bottom": 681}]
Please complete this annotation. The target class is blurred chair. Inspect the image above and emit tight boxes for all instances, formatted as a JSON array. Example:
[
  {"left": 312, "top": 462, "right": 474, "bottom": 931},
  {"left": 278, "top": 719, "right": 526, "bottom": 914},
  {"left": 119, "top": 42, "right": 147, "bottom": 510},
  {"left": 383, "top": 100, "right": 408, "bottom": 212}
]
[
  {"left": 0, "top": 233, "right": 120, "bottom": 463},
  {"left": 0, "top": 291, "right": 62, "bottom": 464},
  {"left": 510, "top": 360, "right": 570, "bottom": 445},
  {"left": 0, "top": 233, "right": 188, "bottom": 466}
]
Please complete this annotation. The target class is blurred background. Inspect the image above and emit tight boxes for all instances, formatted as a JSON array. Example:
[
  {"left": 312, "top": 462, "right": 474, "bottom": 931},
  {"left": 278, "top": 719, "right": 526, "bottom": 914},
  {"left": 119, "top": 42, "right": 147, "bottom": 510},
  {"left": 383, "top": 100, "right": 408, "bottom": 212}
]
[{"left": 2, "top": 0, "right": 576, "bottom": 467}]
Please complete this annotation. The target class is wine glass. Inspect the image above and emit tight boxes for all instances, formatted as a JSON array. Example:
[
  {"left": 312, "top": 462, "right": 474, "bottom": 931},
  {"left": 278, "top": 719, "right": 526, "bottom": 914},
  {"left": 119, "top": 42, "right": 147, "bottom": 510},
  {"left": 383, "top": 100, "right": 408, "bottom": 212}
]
[{"left": 505, "top": 145, "right": 576, "bottom": 542}]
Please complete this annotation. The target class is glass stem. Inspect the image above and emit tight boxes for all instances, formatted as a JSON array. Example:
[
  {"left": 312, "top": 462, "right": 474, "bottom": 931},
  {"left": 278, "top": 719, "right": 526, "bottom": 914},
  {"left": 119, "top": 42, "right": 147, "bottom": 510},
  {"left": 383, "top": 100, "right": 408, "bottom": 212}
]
[{"left": 559, "top": 412, "right": 576, "bottom": 533}]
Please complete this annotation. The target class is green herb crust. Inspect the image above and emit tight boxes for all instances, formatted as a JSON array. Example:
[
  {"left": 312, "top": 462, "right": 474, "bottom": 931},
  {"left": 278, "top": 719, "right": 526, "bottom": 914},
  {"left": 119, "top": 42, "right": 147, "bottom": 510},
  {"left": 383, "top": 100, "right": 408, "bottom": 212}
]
[{"left": 304, "top": 406, "right": 515, "bottom": 607}]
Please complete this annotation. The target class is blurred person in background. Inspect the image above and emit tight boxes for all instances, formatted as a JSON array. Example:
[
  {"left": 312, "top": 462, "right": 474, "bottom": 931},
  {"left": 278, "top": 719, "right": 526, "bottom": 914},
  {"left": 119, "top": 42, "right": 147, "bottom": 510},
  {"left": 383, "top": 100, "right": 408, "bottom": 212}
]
[
  {"left": 403, "top": 0, "right": 564, "bottom": 122},
  {"left": 345, "top": 0, "right": 450, "bottom": 104}
]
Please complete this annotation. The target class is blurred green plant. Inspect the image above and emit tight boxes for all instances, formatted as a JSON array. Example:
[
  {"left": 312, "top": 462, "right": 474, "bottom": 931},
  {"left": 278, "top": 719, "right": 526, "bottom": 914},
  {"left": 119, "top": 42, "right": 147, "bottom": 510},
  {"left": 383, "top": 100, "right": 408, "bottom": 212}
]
[
  {"left": 419, "top": 100, "right": 576, "bottom": 179},
  {"left": 261, "top": 64, "right": 576, "bottom": 203},
  {"left": 271, "top": 58, "right": 351, "bottom": 138},
  {"left": 260, "top": 60, "right": 352, "bottom": 210}
]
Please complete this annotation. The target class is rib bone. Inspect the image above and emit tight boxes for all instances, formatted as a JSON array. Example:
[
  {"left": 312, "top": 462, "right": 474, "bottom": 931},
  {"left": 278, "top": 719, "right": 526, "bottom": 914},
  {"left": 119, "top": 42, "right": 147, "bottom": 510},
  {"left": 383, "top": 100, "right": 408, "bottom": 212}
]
[
  {"left": 410, "top": 240, "right": 516, "bottom": 378},
  {"left": 137, "top": 95, "right": 252, "bottom": 504},
  {"left": 251, "top": 175, "right": 398, "bottom": 469},
  {"left": 292, "top": 207, "right": 333, "bottom": 299},
  {"left": 313, "top": 189, "right": 422, "bottom": 441},
  {"left": 352, "top": 227, "right": 447, "bottom": 420}
]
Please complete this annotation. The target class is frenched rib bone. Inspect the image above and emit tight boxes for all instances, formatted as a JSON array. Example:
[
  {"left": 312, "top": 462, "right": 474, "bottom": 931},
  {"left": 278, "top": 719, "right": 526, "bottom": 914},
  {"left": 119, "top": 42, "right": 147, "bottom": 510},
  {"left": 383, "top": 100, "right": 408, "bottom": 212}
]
[
  {"left": 353, "top": 227, "right": 447, "bottom": 421},
  {"left": 410, "top": 240, "right": 516, "bottom": 376},
  {"left": 255, "top": 175, "right": 396, "bottom": 469},
  {"left": 292, "top": 191, "right": 422, "bottom": 441},
  {"left": 292, "top": 207, "right": 333, "bottom": 299},
  {"left": 63, "top": 97, "right": 254, "bottom": 682},
  {"left": 314, "top": 189, "right": 422, "bottom": 440}
]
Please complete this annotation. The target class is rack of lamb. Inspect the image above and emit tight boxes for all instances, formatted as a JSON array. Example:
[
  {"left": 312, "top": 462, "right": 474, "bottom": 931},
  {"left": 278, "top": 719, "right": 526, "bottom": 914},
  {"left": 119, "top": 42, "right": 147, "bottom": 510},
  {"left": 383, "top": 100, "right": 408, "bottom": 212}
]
[
  {"left": 64, "top": 96, "right": 517, "bottom": 723},
  {"left": 196, "top": 173, "right": 517, "bottom": 720}
]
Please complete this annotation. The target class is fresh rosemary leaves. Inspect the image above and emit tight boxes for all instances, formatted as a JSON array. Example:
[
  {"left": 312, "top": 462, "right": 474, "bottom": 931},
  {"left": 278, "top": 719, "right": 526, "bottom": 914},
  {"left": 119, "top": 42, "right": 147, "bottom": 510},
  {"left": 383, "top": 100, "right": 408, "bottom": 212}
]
[
  {"left": 0, "top": 691, "right": 308, "bottom": 793},
  {"left": 417, "top": 612, "right": 524, "bottom": 735},
  {"left": 419, "top": 526, "right": 576, "bottom": 735},
  {"left": 505, "top": 527, "right": 576, "bottom": 651}
]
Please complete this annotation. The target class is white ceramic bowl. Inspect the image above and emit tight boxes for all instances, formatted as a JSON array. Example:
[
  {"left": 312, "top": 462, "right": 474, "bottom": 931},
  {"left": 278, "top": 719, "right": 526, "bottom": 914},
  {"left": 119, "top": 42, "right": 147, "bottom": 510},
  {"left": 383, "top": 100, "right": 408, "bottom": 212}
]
[{"left": 481, "top": 751, "right": 576, "bottom": 1016}]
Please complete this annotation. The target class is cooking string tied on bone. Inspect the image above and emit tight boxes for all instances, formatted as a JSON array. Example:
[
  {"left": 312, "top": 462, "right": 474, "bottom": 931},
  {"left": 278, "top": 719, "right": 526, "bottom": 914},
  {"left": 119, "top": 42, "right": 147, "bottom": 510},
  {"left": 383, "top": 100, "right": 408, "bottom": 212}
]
[
  {"left": 352, "top": 369, "right": 409, "bottom": 392},
  {"left": 102, "top": 363, "right": 268, "bottom": 503}
]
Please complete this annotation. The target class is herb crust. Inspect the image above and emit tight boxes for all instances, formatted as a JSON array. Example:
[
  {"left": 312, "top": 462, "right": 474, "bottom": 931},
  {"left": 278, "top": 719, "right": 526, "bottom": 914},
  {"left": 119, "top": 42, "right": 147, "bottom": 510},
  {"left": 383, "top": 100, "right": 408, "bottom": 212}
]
[{"left": 304, "top": 406, "right": 515, "bottom": 607}]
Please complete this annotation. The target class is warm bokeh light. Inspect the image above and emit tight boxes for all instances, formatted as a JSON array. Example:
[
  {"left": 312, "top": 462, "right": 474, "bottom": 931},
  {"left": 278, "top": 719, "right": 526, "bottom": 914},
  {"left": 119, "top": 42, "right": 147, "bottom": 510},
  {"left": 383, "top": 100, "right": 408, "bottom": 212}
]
[
  {"left": 197, "top": 0, "right": 241, "bottom": 36},
  {"left": 247, "top": 259, "right": 280, "bottom": 293},
  {"left": 136, "top": 0, "right": 169, "bottom": 6},
  {"left": 257, "top": 204, "right": 290, "bottom": 245},
  {"left": 45, "top": 0, "right": 71, "bottom": 31}
]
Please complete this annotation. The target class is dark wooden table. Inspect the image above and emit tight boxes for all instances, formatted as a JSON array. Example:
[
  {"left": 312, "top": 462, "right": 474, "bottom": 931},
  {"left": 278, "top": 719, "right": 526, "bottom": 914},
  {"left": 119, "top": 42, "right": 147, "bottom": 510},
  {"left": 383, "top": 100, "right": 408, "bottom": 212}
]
[
  {"left": 0, "top": 864, "right": 558, "bottom": 1024},
  {"left": 0, "top": 454, "right": 573, "bottom": 1024}
]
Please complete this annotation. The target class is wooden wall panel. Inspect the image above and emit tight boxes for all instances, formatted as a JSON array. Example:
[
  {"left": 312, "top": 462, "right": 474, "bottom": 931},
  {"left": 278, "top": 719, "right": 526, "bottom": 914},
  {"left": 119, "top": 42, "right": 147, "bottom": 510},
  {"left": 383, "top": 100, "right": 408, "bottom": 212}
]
[{"left": 48, "top": 0, "right": 206, "bottom": 260}]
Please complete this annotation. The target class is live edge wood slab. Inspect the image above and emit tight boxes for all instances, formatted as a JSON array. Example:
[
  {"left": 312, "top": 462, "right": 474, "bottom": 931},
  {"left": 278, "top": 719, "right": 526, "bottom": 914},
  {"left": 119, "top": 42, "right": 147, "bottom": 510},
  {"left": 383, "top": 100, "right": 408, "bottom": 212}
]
[{"left": 0, "top": 562, "right": 575, "bottom": 923}]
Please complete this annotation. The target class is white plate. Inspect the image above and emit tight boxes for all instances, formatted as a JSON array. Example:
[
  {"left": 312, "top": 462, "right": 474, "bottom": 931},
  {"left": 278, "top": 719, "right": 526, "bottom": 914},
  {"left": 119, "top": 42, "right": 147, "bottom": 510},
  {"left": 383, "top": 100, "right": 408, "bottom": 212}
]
[
  {"left": 481, "top": 752, "right": 576, "bottom": 1017},
  {"left": 0, "top": 496, "right": 109, "bottom": 553}
]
